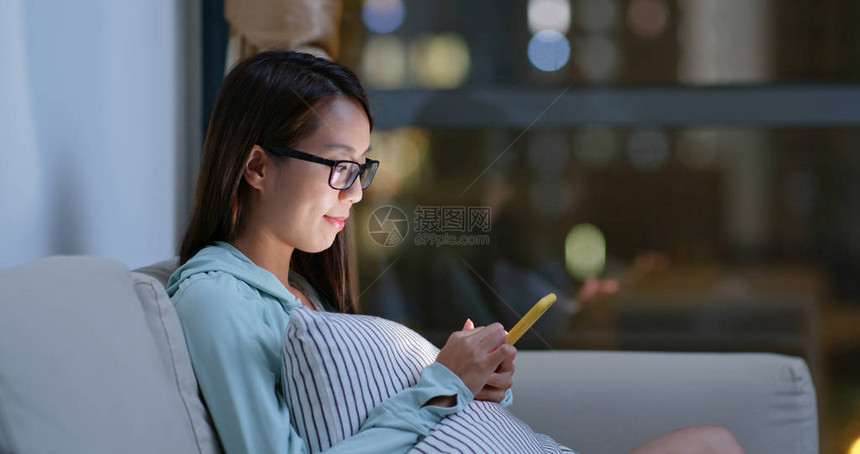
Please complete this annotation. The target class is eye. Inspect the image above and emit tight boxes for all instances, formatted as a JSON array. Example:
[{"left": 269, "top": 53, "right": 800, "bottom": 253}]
[{"left": 336, "top": 163, "right": 350, "bottom": 172}]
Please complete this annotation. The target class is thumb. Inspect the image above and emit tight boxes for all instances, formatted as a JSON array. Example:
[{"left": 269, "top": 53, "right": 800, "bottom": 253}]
[{"left": 463, "top": 318, "right": 475, "bottom": 330}]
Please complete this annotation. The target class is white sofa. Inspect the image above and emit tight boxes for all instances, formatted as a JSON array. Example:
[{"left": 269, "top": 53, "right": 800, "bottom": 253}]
[{"left": 0, "top": 256, "right": 819, "bottom": 453}]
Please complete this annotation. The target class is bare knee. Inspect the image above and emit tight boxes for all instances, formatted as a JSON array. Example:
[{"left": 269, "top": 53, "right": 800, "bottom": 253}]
[
  {"left": 691, "top": 425, "right": 744, "bottom": 454},
  {"left": 628, "top": 424, "right": 745, "bottom": 454}
]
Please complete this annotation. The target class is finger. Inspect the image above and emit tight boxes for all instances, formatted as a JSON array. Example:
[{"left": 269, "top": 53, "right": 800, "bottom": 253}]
[
  {"left": 474, "top": 323, "right": 507, "bottom": 350},
  {"left": 485, "top": 372, "right": 513, "bottom": 389},
  {"left": 458, "top": 325, "right": 487, "bottom": 338},
  {"left": 488, "top": 343, "right": 517, "bottom": 366},
  {"left": 463, "top": 318, "right": 475, "bottom": 330},
  {"left": 473, "top": 388, "right": 499, "bottom": 403},
  {"left": 492, "top": 344, "right": 517, "bottom": 365},
  {"left": 471, "top": 322, "right": 503, "bottom": 339},
  {"left": 474, "top": 387, "right": 506, "bottom": 403},
  {"left": 495, "top": 356, "right": 515, "bottom": 373}
]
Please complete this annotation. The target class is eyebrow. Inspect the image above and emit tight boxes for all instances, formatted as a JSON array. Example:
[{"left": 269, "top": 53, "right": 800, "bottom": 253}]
[{"left": 322, "top": 143, "right": 372, "bottom": 155}]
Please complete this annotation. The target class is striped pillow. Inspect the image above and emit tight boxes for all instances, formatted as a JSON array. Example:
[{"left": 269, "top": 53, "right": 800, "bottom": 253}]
[{"left": 282, "top": 307, "right": 577, "bottom": 454}]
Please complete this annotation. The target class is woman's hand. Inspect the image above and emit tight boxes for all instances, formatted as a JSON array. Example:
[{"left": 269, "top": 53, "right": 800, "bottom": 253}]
[
  {"left": 434, "top": 319, "right": 517, "bottom": 398},
  {"left": 473, "top": 353, "right": 515, "bottom": 403},
  {"left": 463, "top": 319, "right": 516, "bottom": 403}
]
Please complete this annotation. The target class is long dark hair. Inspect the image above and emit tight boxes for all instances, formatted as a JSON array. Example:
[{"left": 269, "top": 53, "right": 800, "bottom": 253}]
[{"left": 178, "top": 51, "right": 373, "bottom": 314}]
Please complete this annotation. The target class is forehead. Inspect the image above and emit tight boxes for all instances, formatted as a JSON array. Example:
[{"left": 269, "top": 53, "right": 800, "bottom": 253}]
[{"left": 301, "top": 97, "right": 371, "bottom": 158}]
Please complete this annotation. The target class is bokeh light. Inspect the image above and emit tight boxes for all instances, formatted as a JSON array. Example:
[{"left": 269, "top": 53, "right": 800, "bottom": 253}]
[
  {"left": 362, "top": 0, "right": 406, "bottom": 34},
  {"left": 367, "top": 127, "right": 429, "bottom": 199},
  {"left": 528, "top": 30, "right": 571, "bottom": 72},
  {"left": 409, "top": 33, "right": 471, "bottom": 88},
  {"left": 565, "top": 223, "right": 607, "bottom": 280},
  {"left": 360, "top": 35, "right": 407, "bottom": 88},
  {"left": 574, "top": 0, "right": 618, "bottom": 33},
  {"left": 574, "top": 127, "right": 618, "bottom": 168},
  {"left": 677, "top": 1, "right": 770, "bottom": 84},
  {"left": 528, "top": 0, "right": 572, "bottom": 35},
  {"left": 677, "top": 129, "right": 721, "bottom": 170},
  {"left": 849, "top": 436, "right": 860, "bottom": 454},
  {"left": 574, "top": 35, "right": 619, "bottom": 80},
  {"left": 627, "top": 128, "right": 669, "bottom": 171},
  {"left": 627, "top": 0, "right": 669, "bottom": 38}
]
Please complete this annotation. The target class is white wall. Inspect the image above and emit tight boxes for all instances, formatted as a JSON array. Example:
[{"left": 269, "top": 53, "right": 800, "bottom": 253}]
[{"left": 1, "top": 0, "right": 182, "bottom": 270}]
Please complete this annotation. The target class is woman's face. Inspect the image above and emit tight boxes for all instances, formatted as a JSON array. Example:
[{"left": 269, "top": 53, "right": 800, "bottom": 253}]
[{"left": 252, "top": 96, "right": 371, "bottom": 253}]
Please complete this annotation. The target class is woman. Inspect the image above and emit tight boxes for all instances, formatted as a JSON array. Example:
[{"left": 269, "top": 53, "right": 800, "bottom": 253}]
[{"left": 167, "top": 51, "right": 745, "bottom": 454}]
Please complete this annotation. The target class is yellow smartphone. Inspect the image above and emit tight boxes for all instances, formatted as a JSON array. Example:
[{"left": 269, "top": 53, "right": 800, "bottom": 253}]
[{"left": 506, "top": 293, "right": 557, "bottom": 345}]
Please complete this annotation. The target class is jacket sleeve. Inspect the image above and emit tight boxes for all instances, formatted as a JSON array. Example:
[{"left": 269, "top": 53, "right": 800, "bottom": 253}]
[
  {"left": 174, "top": 274, "right": 300, "bottom": 454},
  {"left": 501, "top": 388, "right": 514, "bottom": 408}
]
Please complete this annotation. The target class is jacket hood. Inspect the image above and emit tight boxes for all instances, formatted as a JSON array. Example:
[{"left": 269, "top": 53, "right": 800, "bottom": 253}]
[{"left": 166, "top": 241, "right": 299, "bottom": 307}]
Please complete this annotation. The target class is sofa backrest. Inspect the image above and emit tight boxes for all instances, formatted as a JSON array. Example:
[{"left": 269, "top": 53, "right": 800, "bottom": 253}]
[
  {"left": 0, "top": 256, "right": 221, "bottom": 454},
  {"left": 134, "top": 257, "right": 179, "bottom": 290},
  {"left": 509, "top": 351, "right": 819, "bottom": 454}
]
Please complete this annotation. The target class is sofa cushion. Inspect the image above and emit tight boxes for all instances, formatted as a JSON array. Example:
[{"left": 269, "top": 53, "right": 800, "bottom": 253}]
[
  {"left": 282, "top": 306, "right": 575, "bottom": 453},
  {"left": 132, "top": 270, "right": 223, "bottom": 454},
  {"left": 0, "top": 256, "right": 210, "bottom": 453}
]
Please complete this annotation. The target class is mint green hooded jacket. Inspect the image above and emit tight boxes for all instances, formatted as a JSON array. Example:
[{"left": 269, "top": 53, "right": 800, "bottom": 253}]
[{"left": 167, "top": 241, "right": 510, "bottom": 453}]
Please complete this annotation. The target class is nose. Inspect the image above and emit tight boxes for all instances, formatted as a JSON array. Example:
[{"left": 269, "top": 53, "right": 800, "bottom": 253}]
[{"left": 341, "top": 177, "right": 363, "bottom": 204}]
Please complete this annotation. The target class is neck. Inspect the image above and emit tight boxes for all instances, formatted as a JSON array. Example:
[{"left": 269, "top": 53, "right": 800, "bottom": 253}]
[{"left": 230, "top": 227, "right": 295, "bottom": 292}]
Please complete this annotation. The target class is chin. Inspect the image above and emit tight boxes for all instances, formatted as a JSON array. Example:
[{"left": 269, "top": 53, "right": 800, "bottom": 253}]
[
  {"left": 298, "top": 236, "right": 337, "bottom": 254},
  {"left": 303, "top": 245, "right": 331, "bottom": 254}
]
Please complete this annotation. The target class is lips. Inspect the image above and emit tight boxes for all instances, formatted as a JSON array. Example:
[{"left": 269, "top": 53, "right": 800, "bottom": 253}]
[{"left": 323, "top": 215, "right": 347, "bottom": 230}]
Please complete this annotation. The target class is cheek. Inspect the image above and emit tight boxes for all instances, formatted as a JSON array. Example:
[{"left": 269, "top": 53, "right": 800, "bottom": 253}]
[
  {"left": 277, "top": 168, "right": 339, "bottom": 220},
  {"left": 268, "top": 172, "right": 345, "bottom": 253}
]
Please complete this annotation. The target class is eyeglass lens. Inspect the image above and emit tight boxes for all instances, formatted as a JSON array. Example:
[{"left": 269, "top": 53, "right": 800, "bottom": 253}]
[
  {"left": 330, "top": 161, "right": 377, "bottom": 190},
  {"left": 330, "top": 163, "right": 357, "bottom": 189}
]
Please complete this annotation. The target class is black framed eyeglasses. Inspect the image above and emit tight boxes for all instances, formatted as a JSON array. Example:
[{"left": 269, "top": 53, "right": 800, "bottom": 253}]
[{"left": 261, "top": 145, "right": 379, "bottom": 190}]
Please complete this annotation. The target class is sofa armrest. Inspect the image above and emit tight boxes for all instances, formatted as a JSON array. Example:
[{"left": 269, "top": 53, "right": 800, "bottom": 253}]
[{"left": 509, "top": 351, "right": 818, "bottom": 454}]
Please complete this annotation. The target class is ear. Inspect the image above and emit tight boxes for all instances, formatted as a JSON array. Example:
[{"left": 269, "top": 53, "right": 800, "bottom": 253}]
[{"left": 242, "top": 145, "right": 270, "bottom": 191}]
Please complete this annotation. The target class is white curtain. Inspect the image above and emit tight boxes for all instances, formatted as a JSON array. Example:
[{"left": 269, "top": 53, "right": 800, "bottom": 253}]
[{"left": 0, "top": 0, "right": 181, "bottom": 270}]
